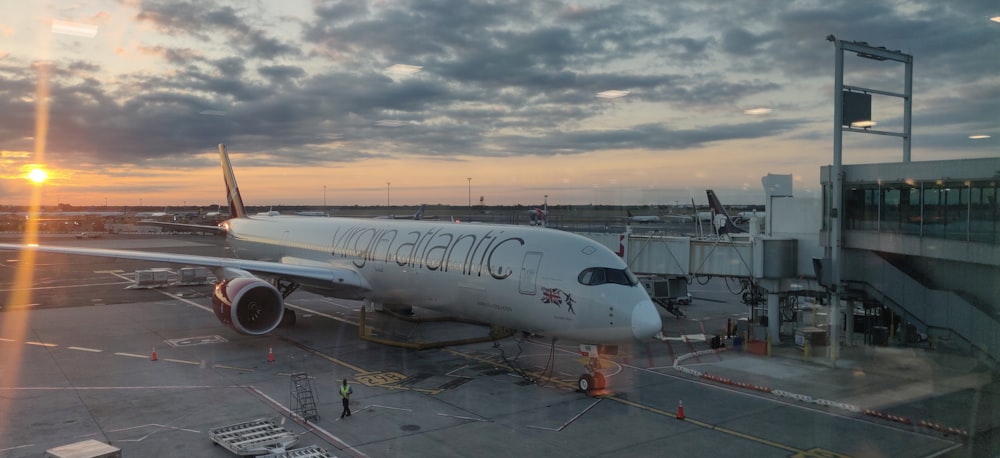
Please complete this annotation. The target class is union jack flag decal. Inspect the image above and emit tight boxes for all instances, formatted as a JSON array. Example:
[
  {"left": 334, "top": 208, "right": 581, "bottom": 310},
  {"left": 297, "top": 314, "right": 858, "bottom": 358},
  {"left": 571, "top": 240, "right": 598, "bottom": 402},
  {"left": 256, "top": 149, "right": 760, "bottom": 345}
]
[
  {"left": 542, "top": 287, "right": 563, "bottom": 305},
  {"left": 541, "top": 287, "right": 575, "bottom": 315}
]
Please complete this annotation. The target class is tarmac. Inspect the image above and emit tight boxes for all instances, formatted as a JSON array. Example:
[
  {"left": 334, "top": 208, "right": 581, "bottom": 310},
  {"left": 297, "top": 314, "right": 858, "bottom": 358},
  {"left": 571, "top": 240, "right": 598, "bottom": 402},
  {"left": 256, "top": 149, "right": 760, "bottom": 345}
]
[
  {"left": 673, "top": 338, "right": 1000, "bottom": 455},
  {"left": 1, "top": 233, "right": 996, "bottom": 457}
]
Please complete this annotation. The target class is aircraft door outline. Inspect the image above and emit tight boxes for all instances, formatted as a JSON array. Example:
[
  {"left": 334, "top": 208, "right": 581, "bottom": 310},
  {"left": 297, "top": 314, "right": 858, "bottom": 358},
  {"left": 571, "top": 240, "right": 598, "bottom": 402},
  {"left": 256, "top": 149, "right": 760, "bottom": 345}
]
[{"left": 518, "top": 252, "right": 542, "bottom": 295}]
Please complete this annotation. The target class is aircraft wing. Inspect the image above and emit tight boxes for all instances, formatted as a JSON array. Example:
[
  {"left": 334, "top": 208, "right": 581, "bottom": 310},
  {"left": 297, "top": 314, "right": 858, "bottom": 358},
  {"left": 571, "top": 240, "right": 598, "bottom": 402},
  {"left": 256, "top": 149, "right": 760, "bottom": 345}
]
[
  {"left": 136, "top": 221, "right": 227, "bottom": 234},
  {"left": 0, "top": 243, "right": 371, "bottom": 298}
]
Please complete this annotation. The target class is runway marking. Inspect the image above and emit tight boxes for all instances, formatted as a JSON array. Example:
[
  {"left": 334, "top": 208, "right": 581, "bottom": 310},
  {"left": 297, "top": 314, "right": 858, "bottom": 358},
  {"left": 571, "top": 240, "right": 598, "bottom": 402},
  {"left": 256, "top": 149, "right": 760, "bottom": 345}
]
[
  {"left": 0, "top": 444, "right": 34, "bottom": 453},
  {"left": 163, "top": 358, "right": 201, "bottom": 365},
  {"left": 75, "top": 423, "right": 201, "bottom": 442},
  {"left": 608, "top": 396, "right": 802, "bottom": 453},
  {"left": 526, "top": 399, "right": 601, "bottom": 431},
  {"left": 114, "top": 352, "right": 149, "bottom": 359},
  {"left": 25, "top": 341, "right": 57, "bottom": 347},
  {"left": 356, "top": 371, "right": 407, "bottom": 387},
  {"left": 213, "top": 364, "right": 256, "bottom": 372},
  {"left": 454, "top": 342, "right": 810, "bottom": 454},
  {"left": 247, "top": 386, "right": 370, "bottom": 458},
  {"left": 68, "top": 346, "right": 102, "bottom": 352},
  {"left": 286, "top": 301, "right": 358, "bottom": 326},
  {"left": 0, "top": 282, "right": 128, "bottom": 292},
  {"left": 437, "top": 412, "right": 490, "bottom": 422},
  {"left": 0, "top": 337, "right": 16, "bottom": 342},
  {"left": 792, "top": 448, "right": 852, "bottom": 458}
]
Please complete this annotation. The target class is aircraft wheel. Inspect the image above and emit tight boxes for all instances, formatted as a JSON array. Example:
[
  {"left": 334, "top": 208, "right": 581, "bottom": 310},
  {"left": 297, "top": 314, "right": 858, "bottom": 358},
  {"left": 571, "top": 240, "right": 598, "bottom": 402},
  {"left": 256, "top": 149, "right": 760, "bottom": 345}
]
[
  {"left": 280, "top": 308, "right": 297, "bottom": 327},
  {"left": 578, "top": 374, "right": 595, "bottom": 393},
  {"left": 593, "top": 372, "right": 607, "bottom": 390}
]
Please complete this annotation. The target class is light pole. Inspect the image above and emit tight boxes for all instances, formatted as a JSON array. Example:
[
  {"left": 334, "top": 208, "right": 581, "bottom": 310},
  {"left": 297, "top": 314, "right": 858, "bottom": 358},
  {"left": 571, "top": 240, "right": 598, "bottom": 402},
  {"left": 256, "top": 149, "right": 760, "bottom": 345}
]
[
  {"left": 323, "top": 185, "right": 327, "bottom": 214},
  {"left": 466, "top": 177, "right": 472, "bottom": 217}
]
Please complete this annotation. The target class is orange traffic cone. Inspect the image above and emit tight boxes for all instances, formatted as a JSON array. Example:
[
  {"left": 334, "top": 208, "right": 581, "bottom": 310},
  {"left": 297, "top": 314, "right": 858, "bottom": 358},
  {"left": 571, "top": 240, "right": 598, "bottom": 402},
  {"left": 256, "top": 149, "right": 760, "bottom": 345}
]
[
  {"left": 676, "top": 400, "right": 685, "bottom": 420},
  {"left": 267, "top": 347, "right": 275, "bottom": 363},
  {"left": 151, "top": 347, "right": 158, "bottom": 361}
]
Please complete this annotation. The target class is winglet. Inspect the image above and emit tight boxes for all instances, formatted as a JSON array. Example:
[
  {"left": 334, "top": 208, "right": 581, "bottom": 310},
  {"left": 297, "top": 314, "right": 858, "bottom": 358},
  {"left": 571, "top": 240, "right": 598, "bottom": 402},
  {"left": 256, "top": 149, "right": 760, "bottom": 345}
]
[
  {"left": 218, "top": 144, "right": 248, "bottom": 219},
  {"left": 706, "top": 190, "right": 745, "bottom": 235}
]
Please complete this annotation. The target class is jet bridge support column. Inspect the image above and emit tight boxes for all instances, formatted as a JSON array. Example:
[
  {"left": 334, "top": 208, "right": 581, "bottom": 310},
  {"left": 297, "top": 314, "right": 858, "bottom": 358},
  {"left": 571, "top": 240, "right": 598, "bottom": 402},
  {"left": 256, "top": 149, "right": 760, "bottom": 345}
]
[{"left": 767, "top": 293, "right": 780, "bottom": 344}]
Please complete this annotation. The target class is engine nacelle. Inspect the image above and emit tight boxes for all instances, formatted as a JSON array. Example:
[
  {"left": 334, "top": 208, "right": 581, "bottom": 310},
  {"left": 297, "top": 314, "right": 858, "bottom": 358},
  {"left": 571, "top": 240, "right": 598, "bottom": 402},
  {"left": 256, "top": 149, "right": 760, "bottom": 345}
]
[{"left": 212, "top": 277, "right": 284, "bottom": 336}]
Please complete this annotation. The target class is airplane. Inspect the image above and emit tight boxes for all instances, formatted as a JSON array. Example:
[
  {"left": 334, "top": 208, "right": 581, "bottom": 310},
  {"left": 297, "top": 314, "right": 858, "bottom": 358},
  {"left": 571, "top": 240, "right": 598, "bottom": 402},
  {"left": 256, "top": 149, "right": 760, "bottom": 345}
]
[
  {"left": 0, "top": 144, "right": 661, "bottom": 394},
  {"left": 706, "top": 190, "right": 746, "bottom": 236},
  {"left": 374, "top": 204, "right": 437, "bottom": 220},
  {"left": 733, "top": 210, "right": 766, "bottom": 224},
  {"left": 527, "top": 197, "right": 548, "bottom": 226},
  {"left": 135, "top": 208, "right": 172, "bottom": 218},
  {"left": 626, "top": 210, "right": 661, "bottom": 224}
]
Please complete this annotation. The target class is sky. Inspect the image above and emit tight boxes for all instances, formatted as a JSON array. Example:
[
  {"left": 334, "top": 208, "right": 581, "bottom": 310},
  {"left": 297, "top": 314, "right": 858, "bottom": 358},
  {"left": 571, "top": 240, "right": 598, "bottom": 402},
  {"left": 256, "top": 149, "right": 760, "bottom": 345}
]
[{"left": 0, "top": 0, "right": 997, "bottom": 209}]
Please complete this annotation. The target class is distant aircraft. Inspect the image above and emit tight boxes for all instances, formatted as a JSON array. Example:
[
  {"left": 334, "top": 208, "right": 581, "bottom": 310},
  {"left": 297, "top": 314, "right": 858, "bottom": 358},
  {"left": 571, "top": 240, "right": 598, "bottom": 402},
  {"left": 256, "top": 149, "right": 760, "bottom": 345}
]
[
  {"left": 0, "top": 144, "right": 661, "bottom": 394},
  {"left": 626, "top": 209, "right": 661, "bottom": 224},
  {"left": 204, "top": 205, "right": 229, "bottom": 219},
  {"left": 528, "top": 206, "right": 547, "bottom": 226},
  {"left": 135, "top": 208, "right": 171, "bottom": 218},
  {"left": 373, "top": 204, "right": 437, "bottom": 220},
  {"left": 733, "top": 210, "right": 766, "bottom": 224},
  {"left": 706, "top": 190, "right": 746, "bottom": 236}
]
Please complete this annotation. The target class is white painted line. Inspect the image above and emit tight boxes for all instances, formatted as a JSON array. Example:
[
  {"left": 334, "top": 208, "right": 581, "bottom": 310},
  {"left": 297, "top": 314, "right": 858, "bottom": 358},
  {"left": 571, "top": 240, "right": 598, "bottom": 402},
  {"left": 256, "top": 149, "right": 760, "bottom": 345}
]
[
  {"left": 114, "top": 352, "right": 149, "bottom": 359},
  {"left": 25, "top": 341, "right": 57, "bottom": 347},
  {"left": 163, "top": 358, "right": 201, "bottom": 365},
  {"left": 248, "top": 386, "right": 370, "bottom": 458},
  {"left": 286, "top": 302, "right": 358, "bottom": 326},
  {"left": 0, "top": 337, "right": 15, "bottom": 342},
  {"left": 527, "top": 399, "right": 602, "bottom": 431},
  {"left": 0, "top": 444, "right": 34, "bottom": 453},
  {"left": 369, "top": 404, "right": 412, "bottom": 412},
  {"left": 213, "top": 364, "right": 255, "bottom": 372},
  {"left": 67, "top": 346, "right": 102, "bottom": 352},
  {"left": 436, "top": 413, "right": 490, "bottom": 422}
]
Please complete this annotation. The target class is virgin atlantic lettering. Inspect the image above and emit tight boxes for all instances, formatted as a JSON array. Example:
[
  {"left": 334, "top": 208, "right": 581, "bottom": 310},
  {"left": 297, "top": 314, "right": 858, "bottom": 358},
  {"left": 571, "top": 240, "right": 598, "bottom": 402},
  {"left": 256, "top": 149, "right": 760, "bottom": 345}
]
[{"left": 330, "top": 225, "right": 525, "bottom": 280}]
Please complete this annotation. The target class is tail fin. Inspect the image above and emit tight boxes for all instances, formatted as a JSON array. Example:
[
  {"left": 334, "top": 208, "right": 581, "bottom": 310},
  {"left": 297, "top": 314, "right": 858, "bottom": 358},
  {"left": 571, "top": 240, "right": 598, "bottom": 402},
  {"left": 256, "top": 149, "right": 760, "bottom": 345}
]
[
  {"left": 706, "top": 189, "right": 745, "bottom": 235},
  {"left": 414, "top": 204, "right": 426, "bottom": 220},
  {"left": 218, "top": 144, "right": 248, "bottom": 219},
  {"left": 627, "top": 209, "right": 634, "bottom": 218}
]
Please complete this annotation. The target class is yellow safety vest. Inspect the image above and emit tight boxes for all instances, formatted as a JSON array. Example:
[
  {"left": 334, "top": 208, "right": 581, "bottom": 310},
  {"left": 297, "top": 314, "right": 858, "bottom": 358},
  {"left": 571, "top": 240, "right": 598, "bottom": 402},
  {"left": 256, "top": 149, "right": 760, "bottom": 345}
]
[{"left": 340, "top": 384, "right": 351, "bottom": 398}]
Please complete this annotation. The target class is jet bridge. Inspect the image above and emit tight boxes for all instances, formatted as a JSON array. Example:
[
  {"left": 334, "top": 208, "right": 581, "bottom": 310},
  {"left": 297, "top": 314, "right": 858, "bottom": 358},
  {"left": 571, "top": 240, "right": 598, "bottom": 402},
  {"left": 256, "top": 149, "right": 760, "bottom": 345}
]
[
  {"left": 581, "top": 231, "right": 802, "bottom": 344},
  {"left": 583, "top": 232, "right": 798, "bottom": 280}
]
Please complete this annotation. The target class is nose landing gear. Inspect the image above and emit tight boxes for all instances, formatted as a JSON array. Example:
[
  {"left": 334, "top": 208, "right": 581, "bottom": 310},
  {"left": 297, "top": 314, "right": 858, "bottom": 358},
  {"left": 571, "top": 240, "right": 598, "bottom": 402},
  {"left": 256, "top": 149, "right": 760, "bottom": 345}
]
[{"left": 577, "top": 344, "right": 609, "bottom": 395}]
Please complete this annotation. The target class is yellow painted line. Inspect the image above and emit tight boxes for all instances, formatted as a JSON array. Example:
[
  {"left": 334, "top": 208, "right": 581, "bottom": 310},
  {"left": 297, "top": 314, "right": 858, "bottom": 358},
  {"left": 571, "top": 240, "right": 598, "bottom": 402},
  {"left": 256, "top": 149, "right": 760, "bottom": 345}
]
[
  {"left": 163, "top": 358, "right": 201, "bottom": 365},
  {"left": 25, "top": 341, "right": 57, "bottom": 347},
  {"left": 296, "top": 345, "right": 368, "bottom": 374}
]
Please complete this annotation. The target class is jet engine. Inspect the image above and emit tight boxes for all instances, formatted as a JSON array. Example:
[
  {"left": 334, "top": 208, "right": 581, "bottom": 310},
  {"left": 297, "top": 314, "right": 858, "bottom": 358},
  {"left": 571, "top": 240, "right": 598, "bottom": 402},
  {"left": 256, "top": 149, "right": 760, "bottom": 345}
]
[{"left": 211, "top": 277, "right": 285, "bottom": 335}]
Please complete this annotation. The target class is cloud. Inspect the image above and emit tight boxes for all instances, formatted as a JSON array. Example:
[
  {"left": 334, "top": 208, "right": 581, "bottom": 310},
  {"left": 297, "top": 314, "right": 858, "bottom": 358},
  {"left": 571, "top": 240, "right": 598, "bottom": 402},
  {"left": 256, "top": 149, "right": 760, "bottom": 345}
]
[{"left": 0, "top": 0, "right": 994, "bottom": 191}]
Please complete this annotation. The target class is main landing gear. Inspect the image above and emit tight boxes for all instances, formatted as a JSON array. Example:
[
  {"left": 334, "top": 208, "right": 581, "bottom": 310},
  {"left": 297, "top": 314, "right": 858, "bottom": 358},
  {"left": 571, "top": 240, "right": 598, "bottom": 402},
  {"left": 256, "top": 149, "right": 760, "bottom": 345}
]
[
  {"left": 576, "top": 344, "right": 609, "bottom": 394},
  {"left": 274, "top": 277, "right": 299, "bottom": 328}
]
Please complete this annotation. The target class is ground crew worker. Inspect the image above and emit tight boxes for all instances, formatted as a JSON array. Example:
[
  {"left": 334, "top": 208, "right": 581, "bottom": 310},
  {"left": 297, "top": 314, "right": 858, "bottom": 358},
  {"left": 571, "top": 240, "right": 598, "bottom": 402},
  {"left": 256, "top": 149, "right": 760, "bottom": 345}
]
[{"left": 340, "top": 379, "right": 353, "bottom": 418}]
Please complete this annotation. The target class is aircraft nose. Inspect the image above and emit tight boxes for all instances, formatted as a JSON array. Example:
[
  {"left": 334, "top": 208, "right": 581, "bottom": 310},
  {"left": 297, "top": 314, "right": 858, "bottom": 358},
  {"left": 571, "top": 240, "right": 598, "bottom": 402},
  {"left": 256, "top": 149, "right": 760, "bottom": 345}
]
[{"left": 631, "top": 299, "right": 662, "bottom": 339}]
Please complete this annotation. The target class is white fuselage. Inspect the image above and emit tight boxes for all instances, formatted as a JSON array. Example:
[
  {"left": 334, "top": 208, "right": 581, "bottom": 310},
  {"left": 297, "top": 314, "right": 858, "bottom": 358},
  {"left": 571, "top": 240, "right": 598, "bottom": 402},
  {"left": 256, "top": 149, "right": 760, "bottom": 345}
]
[{"left": 224, "top": 216, "right": 661, "bottom": 343}]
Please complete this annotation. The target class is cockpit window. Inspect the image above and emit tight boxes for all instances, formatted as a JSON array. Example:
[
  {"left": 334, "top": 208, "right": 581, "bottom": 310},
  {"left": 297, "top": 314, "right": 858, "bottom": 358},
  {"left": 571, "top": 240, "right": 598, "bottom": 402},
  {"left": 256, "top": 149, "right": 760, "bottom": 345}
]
[{"left": 578, "top": 267, "right": 638, "bottom": 286}]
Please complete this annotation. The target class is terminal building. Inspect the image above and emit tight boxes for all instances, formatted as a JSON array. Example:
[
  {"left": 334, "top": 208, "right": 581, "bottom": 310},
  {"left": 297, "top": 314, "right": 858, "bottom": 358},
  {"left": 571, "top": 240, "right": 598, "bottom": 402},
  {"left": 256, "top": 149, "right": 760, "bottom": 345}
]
[
  {"left": 588, "top": 38, "right": 999, "bottom": 367},
  {"left": 585, "top": 157, "right": 999, "bottom": 367}
]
